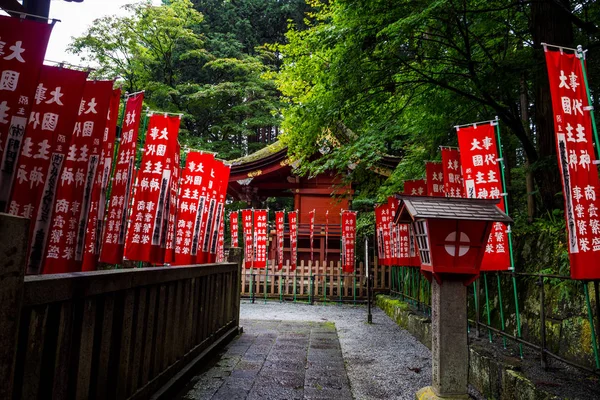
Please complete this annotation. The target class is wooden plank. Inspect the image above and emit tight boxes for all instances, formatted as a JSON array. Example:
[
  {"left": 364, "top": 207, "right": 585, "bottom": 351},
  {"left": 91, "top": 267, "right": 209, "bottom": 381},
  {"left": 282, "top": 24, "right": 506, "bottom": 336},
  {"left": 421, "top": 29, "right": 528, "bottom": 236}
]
[
  {"left": 75, "top": 299, "right": 96, "bottom": 400},
  {"left": 153, "top": 284, "right": 167, "bottom": 378},
  {"left": 163, "top": 283, "right": 176, "bottom": 368},
  {"left": 116, "top": 290, "right": 134, "bottom": 400},
  {"left": 183, "top": 280, "right": 194, "bottom": 354},
  {"left": 128, "top": 287, "right": 147, "bottom": 395},
  {"left": 21, "top": 305, "right": 49, "bottom": 400},
  {"left": 140, "top": 286, "right": 157, "bottom": 388},
  {"left": 96, "top": 294, "right": 115, "bottom": 399},
  {"left": 241, "top": 268, "right": 246, "bottom": 295},
  {"left": 198, "top": 277, "right": 207, "bottom": 343},
  {"left": 171, "top": 280, "right": 183, "bottom": 362},
  {"left": 191, "top": 278, "right": 200, "bottom": 345},
  {"left": 52, "top": 302, "right": 74, "bottom": 399},
  {"left": 299, "top": 260, "right": 305, "bottom": 295}
]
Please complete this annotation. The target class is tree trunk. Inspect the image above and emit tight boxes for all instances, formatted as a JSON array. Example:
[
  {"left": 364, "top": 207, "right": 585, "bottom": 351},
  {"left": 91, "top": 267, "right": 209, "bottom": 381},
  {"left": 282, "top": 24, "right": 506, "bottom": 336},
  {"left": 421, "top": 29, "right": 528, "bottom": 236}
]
[{"left": 530, "top": 0, "right": 573, "bottom": 212}]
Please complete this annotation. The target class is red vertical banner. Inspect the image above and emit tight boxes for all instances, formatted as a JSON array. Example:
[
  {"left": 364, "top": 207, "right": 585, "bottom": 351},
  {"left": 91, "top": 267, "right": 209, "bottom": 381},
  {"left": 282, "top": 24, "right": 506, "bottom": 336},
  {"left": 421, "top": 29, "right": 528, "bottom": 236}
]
[
  {"left": 309, "top": 209, "right": 315, "bottom": 261},
  {"left": 42, "top": 80, "right": 114, "bottom": 274},
  {"left": 197, "top": 159, "right": 225, "bottom": 263},
  {"left": 217, "top": 218, "right": 225, "bottom": 262},
  {"left": 163, "top": 141, "right": 180, "bottom": 264},
  {"left": 289, "top": 211, "right": 298, "bottom": 271},
  {"left": 81, "top": 88, "right": 121, "bottom": 271},
  {"left": 375, "top": 204, "right": 386, "bottom": 264},
  {"left": 242, "top": 209, "right": 253, "bottom": 269},
  {"left": 404, "top": 179, "right": 426, "bottom": 196},
  {"left": 125, "top": 113, "right": 180, "bottom": 263},
  {"left": 426, "top": 162, "right": 445, "bottom": 197},
  {"left": 0, "top": 16, "right": 54, "bottom": 211},
  {"left": 457, "top": 122, "right": 510, "bottom": 271},
  {"left": 253, "top": 209, "right": 267, "bottom": 269},
  {"left": 173, "top": 152, "right": 214, "bottom": 265},
  {"left": 388, "top": 197, "right": 400, "bottom": 265},
  {"left": 230, "top": 211, "right": 239, "bottom": 248},
  {"left": 441, "top": 148, "right": 464, "bottom": 198},
  {"left": 545, "top": 47, "right": 600, "bottom": 279},
  {"left": 275, "top": 211, "right": 285, "bottom": 270},
  {"left": 99, "top": 92, "right": 144, "bottom": 264},
  {"left": 378, "top": 203, "right": 392, "bottom": 265},
  {"left": 9, "top": 65, "right": 87, "bottom": 220},
  {"left": 207, "top": 162, "right": 231, "bottom": 263},
  {"left": 341, "top": 210, "right": 357, "bottom": 273},
  {"left": 397, "top": 224, "right": 412, "bottom": 265}
]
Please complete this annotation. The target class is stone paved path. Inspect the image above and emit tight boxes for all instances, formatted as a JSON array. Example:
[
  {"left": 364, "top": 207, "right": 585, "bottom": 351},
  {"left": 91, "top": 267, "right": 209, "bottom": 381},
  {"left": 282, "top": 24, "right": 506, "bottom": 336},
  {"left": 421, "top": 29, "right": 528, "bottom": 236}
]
[{"left": 181, "top": 319, "right": 353, "bottom": 400}]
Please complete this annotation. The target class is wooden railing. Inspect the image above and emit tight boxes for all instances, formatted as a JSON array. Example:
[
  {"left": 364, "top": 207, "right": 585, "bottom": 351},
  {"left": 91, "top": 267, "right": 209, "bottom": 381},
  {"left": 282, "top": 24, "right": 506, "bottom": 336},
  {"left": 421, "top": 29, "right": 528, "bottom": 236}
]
[
  {"left": 241, "top": 260, "right": 390, "bottom": 301},
  {"left": 0, "top": 214, "right": 243, "bottom": 400}
]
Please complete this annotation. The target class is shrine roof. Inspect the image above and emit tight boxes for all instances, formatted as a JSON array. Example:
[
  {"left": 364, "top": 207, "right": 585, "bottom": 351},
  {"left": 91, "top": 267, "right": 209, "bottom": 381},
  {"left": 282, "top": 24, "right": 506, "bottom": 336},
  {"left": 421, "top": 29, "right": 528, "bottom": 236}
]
[{"left": 394, "top": 196, "right": 512, "bottom": 223}]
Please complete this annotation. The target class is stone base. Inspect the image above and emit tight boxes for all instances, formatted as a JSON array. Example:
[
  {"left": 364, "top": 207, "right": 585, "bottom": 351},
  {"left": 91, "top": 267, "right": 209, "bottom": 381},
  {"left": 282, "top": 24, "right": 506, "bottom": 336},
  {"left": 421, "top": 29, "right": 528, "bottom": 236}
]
[{"left": 415, "top": 387, "right": 469, "bottom": 400}]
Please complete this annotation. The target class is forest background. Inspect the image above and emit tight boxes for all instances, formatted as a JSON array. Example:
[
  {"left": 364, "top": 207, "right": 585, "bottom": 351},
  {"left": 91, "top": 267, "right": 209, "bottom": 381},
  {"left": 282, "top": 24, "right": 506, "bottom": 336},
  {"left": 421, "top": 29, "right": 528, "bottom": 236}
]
[{"left": 70, "top": 0, "right": 600, "bottom": 277}]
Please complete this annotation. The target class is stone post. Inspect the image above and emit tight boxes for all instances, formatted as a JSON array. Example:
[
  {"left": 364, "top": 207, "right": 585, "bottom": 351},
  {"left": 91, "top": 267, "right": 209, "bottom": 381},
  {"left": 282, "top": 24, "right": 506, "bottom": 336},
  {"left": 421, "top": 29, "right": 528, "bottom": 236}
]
[
  {"left": 416, "top": 277, "right": 469, "bottom": 400},
  {"left": 0, "top": 213, "right": 29, "bottom": 400}
]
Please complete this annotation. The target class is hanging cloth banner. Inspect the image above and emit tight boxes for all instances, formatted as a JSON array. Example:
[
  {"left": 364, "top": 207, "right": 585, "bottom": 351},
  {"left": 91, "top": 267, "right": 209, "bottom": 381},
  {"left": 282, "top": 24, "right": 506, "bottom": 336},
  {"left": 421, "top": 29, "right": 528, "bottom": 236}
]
[
  {"left": 198, "top": 159, "right": 229, "bottom": 263},
  {"left": 207, "top": 162, "right": 231, "bottom": 263},
  {"left": 375, "top": 203, "right": 386, "bottom": 264},
  {"left": 404, "top": 179, "right": 426, "bottom": 196},
  {"left": 230, "top": 211, "right": 239, "bottom": 248},
  {"left": 341, "top": 210, "right": 357, "bottom": 273},
  {"left": 426, "top": 162, "right": 445, "bottom": 197},
  {"left": 275, "top": 211, "right": 285, "bottom": 270},
  {"left": 81, "top": 88, "right": 121, "bottom": 271},
  {"left": 545, "top": 46, "right": 600, "bottom": 280},
  {"left": 253, "top": 209, "right": 268, "bottom": 269},
  {"left": 42, "top": 80, "right": 114, "bottom": 274},
  {"left": 173, "top": 152, "right": 215, "bottom": 265},
  {"left": 125, "top": 113, "right": 180, "bottom": 263},
  {"left": 388, "top": 196, "right": 400, "bottom": 265},
  {"left": 289, "top": 210, "right": 298, "bottom": 271},
  {"left": 457, "top": 122, "right": 511, "bottom": 271},
  {"left": 0, "top": 16, "right": 54, "bottom": 212},
  {"left": 242, "top": 209, "right": 253, "bottom": 269},
  {"left": 163, "top": 141, "right": 180, "bottom": 264},
  {"left": 324, "top": 210, "right": 329, "bottom": 267},
  {"left": 441, "top": 148, "right": 465, "bottom": 198},
  {"left": 217, "top": 218, "right": 225, "bottom": 262},
  {"left": 99, "top": 92, "right": 145, "bottom": 264},
  {"left": 8, "top": 65, "right": 87, "bottom": 221},
  {"left": 309, "top": 209, "right": 315, "bottom": 261},
  {"left": 375, "top": 202, "right": 392, "bottom": 265}
]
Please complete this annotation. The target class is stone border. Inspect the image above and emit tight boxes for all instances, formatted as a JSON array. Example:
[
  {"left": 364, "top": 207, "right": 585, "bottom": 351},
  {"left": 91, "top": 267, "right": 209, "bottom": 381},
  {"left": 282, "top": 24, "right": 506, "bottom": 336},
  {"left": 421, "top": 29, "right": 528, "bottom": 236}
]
[{"left": 376, "top": 295, "right": 560, "bottom": 400}]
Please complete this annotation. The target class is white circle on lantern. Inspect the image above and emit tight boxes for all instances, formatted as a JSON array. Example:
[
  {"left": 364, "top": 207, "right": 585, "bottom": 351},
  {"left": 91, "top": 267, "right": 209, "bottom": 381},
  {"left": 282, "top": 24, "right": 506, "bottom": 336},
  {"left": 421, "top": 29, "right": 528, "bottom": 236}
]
[{"left": 445, "top": 231, "right": 470, "bottom": 257}]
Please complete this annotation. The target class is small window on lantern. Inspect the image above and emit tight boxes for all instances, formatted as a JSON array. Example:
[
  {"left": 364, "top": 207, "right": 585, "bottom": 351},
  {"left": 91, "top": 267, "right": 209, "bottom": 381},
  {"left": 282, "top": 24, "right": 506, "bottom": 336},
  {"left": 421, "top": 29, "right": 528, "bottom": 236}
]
[{"left": 414, "top": 219, "right": 431, "bottom": 265}]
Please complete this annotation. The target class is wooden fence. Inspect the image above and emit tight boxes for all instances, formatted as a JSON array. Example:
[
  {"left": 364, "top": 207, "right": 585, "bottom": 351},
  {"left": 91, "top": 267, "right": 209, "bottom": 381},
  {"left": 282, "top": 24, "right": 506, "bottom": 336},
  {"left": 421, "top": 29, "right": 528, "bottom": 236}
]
[
  {"left": 0, "top": 213, "right": 243, "bottom": 400},
  {"left": 240, "top": 259, "right": 391, "bottom": 301}
]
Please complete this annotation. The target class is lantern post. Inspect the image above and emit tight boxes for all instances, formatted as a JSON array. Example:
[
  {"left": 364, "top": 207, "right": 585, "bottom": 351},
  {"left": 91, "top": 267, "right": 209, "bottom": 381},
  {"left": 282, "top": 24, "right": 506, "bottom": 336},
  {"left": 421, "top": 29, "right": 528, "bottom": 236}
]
[{"left": 394, "top": 196, "right": 511, "bottom": 400}]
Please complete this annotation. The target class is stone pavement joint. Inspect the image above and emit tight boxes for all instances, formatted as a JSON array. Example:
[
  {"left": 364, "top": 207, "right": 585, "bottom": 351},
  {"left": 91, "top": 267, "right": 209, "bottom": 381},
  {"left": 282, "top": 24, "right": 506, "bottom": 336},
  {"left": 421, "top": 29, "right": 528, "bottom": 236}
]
[{"left": 181, "top": 320, "right": 353, "bottom": 400}]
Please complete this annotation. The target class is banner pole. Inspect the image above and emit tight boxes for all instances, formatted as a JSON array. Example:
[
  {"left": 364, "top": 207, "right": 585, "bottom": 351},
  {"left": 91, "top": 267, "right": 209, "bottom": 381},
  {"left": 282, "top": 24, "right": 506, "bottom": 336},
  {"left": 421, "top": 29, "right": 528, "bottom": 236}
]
[
  {"left": 484, "top": 273, "right": 493, "bottom": 342},
  {"left": 494, "top": 117, "right": 523, "bottom": 357},
  {"left": 583, "top": 282, "right": 600, "bottom": 369},
  {"left": 577, "top": 46, "right": 600, "bottom": 155}
]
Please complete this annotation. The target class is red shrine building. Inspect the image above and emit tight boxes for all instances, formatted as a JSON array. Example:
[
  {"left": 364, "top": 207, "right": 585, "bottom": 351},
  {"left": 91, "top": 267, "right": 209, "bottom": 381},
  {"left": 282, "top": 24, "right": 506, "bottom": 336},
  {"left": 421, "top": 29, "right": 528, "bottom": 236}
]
[{"left": 226, "top": 141, "right": 400, "bottom": 264}]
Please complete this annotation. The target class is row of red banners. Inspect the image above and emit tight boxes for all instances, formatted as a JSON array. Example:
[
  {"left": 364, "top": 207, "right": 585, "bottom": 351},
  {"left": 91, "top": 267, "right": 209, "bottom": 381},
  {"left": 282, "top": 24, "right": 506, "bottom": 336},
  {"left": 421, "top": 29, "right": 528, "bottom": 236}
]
[
  {"left": 230, "top": 209, "right": 356, "bottom": 272},
  {"left": 0, "top": 15, "right": 230, "bottom": 274}
]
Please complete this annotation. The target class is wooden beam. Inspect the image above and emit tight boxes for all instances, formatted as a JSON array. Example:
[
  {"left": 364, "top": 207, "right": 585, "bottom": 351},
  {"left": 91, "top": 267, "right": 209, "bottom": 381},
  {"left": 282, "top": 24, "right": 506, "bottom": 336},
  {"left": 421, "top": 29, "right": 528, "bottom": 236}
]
[{"left": 0, "top": 0, "right": 26, "bottom": 16}]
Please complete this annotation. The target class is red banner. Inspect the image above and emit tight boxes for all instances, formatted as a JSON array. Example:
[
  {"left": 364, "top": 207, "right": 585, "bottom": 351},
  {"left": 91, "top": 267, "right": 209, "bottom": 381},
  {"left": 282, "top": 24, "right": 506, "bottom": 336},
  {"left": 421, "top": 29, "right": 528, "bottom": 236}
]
[
  {"left": 275, "top": 211, "right": 285, "bottom": 270},
  {"left": 230, "top": 211, "right": 239, "bottom": 248},
  {"left": 253, "top": 209, "right": 267, "bottom": 269},
  {"left": 289, "top": 211, "right": 298, "bottom": 271},
  {"left": 404, "top": 179, "right": 426, "bottom": 196},
  {"left": 217, "top": 218, "right": 225, "bottom": 262},
  {"left": 125, "top": 113, "right": 180, "bottom": 263},
  {"left": 441, "top": 148, "right": 464, "bottom": 198},
  {"left": 309, "top": 209, "right": 315, "bottom": 261},
  {"left": 9, "top": 65, "right": 87, "bottom": 221},
  {"left": 375, "top": 202, "right": 392, "bottom": 265},
  {"left": 0, "top": 16, "right": 54, "bottom": 211},
  {"left": 388, "top": 197, "right": 400, "bottom": 265},
  {"left": 173, "top": 152, "right": 214, "bottom": 265},
  {"left": 206, "top": 162, "right": 231, "bottom": 263},
  {"left": 99, "top": 92, "right": 144, "bottom": 264},
  {"left": 426, "top": 162, "right": 445, "bottom": 197},
  {"left": 457, "top": 122, "right": 510, "bottom": 271},
  {"left": 42, "top": 80, "right": 114, "bottom": 274},
  {"left": 242, "top": 209, "right": 253, "bottom": 268},
  {"left": 545, "top": 48, "right": 600, "bottom": 279},
  {"left": 341, "top": 210, "right": 357, "bottom": 273},
  {"left": 163, "top": 142, "right": 180, "bottom": 264},
  {"left": 81, "top": 88, "right": 121, "bottom": 271}
]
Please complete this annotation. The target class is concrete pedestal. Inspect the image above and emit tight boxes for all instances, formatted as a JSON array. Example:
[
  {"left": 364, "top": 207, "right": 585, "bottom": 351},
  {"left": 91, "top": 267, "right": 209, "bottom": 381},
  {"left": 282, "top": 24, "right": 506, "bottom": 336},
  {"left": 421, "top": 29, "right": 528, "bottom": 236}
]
[{"left": 416, "top": 277, "right": 469, "bottom": 400}]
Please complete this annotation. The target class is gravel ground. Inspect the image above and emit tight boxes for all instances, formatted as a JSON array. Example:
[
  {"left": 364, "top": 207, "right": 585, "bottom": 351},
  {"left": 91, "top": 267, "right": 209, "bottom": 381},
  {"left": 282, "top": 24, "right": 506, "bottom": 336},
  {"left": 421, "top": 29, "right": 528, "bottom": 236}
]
[{"left": 240, "top": 300, "right": 483, "bottom": 400}]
